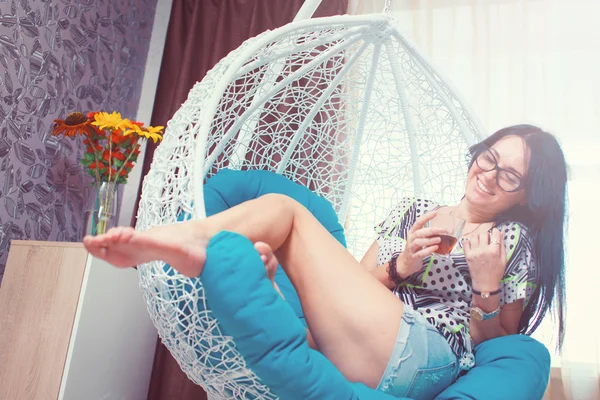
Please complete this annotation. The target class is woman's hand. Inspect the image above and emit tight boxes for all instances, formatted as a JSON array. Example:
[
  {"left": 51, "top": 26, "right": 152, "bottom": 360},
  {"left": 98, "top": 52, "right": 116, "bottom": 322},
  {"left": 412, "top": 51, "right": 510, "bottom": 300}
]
[
  {"left": 462, "top": 228, "right": 507, "bottom": 291},
  {"left": 396, "top": 211, "right": 449, "bottom": 278}
]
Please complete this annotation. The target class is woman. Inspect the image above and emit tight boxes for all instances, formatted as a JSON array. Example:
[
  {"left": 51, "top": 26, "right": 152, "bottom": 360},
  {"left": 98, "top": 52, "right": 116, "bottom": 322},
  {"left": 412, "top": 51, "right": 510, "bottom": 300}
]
[{"left": 84, "top": 124, "right": 567, "bottom": 399}]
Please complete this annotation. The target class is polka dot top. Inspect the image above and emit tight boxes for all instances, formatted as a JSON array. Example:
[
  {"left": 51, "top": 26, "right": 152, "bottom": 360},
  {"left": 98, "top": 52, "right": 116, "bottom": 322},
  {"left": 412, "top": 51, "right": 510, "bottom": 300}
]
[{"left": 375, "top": 198, "right": 538, "bottom": 371}]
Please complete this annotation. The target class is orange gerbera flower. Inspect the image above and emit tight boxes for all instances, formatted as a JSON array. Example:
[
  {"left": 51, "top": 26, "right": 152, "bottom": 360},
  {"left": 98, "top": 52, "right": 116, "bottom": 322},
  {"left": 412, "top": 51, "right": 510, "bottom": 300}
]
[{"left": 52, "top": 112, "right": 95, "bottom": 137}]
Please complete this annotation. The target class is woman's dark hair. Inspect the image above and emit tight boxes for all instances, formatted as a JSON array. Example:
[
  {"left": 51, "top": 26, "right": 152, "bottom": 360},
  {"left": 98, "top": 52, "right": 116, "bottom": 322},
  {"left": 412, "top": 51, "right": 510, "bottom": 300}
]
[{"left": 468, "top": 124, "right": 568, "bottom": 350}]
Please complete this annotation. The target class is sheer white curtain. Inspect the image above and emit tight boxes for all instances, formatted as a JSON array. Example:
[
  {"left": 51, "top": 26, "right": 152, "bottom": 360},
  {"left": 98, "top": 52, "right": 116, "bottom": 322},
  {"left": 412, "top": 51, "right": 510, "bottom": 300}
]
[{"left": 350, "top": 1, "right": 600, "bottom": 399}]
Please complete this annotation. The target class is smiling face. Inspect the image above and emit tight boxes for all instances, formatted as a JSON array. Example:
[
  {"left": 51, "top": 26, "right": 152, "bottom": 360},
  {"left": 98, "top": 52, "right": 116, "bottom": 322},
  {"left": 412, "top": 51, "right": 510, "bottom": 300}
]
[{"left": 465, "top": 135, "right": 529, "bottom": 217}]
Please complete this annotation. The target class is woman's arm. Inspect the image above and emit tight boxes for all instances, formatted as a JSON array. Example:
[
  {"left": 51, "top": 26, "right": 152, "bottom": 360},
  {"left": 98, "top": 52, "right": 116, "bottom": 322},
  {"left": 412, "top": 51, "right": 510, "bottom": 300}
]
[
  {"left": 360, "top": 241, "right": 398, "bottom": 289},
  {"left": 465, "top": 224, "right": 534, "bottom": 345},
  {"left": 370, "top": 263, "right": 397, "bottom": 289},
  {"left": 360, "top": 240, "right": 379, "bottom": 272},
  {"left": 469, "top": 295, "right": 524, "bottom": 345},
  {"left": 363, "top": 209, "right": 447, "bottom": 290}
]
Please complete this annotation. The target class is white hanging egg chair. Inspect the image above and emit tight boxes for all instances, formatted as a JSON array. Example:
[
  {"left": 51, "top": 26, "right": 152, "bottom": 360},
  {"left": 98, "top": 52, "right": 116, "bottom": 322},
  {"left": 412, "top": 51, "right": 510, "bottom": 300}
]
[{"left": 136, "top": 1, "right": 485, "bottom": 398}]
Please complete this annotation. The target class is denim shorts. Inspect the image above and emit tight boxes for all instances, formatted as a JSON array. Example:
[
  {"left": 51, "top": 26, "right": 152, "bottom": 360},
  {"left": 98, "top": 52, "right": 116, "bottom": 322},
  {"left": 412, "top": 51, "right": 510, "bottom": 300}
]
[{"left": 376, "top": 304, "right": 459, "bottom": 399}]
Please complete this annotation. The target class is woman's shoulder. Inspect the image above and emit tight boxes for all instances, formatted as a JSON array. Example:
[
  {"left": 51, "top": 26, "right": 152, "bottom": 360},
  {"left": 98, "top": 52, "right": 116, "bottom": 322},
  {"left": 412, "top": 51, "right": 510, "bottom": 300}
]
[
  {"left": 495, "top": 221, "right": 534, "bottom": 259},
  {"left": 392, "top": 197, "right": 439, "bottom": 211},
  {"left": 495, "top": 221, "right": 532, "bottom": 239},
  {"left": 378, "top": 197, "right": 438, "bottom": 232}
]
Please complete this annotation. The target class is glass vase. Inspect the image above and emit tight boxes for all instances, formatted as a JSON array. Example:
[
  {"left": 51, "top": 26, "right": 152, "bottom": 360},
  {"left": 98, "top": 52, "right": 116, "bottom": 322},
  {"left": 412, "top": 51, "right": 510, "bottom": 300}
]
[{"left": 84, "top": 181, "right": 119, "bottom": 237}]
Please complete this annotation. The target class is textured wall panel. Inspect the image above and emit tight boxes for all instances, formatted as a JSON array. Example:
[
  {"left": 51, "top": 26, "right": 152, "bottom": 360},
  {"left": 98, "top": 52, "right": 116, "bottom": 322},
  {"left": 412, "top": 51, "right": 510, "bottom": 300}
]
[{"left": 0, "top": 0, "right": 158, "bottom": 282}]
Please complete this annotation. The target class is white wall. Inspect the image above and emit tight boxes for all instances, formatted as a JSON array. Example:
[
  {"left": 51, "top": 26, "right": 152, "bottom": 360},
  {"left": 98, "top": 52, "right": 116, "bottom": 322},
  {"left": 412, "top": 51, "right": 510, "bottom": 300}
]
[{"left": 59, "top": 258, "right": 158, "bottom": 400}]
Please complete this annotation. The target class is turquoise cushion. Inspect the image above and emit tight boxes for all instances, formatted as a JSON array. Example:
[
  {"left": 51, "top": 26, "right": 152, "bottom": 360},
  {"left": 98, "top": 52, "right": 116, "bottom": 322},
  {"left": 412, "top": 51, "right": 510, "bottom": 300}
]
[
  {"left": 174, "top": 168, "right": 550, "bottom": 399},
  {"left": 204, "top": 168, "right": 346, "bottom": 328},
  {"left": 201, "top": 169, "right": 399, "bottom": 398},
  {"left": 204, "top": 169, "right": 345, "bottom": 245},
  {"left": 436, "top": 334, "right": 551, "bottom": 400},
  {"left": 202, "top": 231, "right": 396, "bottom": 400},
  {"left": 160, "top": 169, "right": 341, "bottom": 388}
]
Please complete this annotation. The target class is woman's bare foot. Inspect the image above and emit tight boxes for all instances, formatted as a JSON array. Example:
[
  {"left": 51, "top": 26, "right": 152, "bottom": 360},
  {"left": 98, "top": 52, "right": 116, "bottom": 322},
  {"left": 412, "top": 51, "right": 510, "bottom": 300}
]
[
  {"left": 83, "top": 224, "right": 208, "bottom": 277},
  {"left": 83, "top": 224, "right": 285, "bottom": 285},
  {"left": 254, "top": 241, "right": 285, "bottom": 299}
]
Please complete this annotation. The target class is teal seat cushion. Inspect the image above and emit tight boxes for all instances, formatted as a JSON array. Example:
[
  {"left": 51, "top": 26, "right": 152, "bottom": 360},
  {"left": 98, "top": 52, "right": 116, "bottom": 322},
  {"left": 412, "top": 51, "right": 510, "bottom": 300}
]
[
  {"left": 436, "top": 334, "right": 551, "bottom": 400},
  {"left": 203, "top": 168, "right": 345, "bottom": 328},
  {"left": 202, "top": 231, "right": 396, "bottom": 400},
  {"left": 201, "top": 169, "right": 399, "bottom": 399},
  {"left": 172, "top": 168, "right": 550, "bottom": 399},
  {"left": 203, "top": 169, "right": 345, "bottom": 245}
]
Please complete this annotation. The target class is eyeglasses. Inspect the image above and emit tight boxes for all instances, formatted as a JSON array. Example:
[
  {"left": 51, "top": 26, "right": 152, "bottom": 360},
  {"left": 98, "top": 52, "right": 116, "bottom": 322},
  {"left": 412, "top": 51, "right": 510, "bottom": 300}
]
[{"left": 475, "top": 148, "right": 524, "bottom": 193}]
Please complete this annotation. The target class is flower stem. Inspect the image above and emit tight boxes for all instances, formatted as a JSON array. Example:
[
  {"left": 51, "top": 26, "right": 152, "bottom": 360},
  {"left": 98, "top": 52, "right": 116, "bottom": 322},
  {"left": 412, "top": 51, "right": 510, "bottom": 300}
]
[
  {"left": 94, "top": 130, "right": 114, "bottom": 235},
  {"left": 112, "top": 142, "right": 140, "bottom": 186},
  {"left": 96, "top": 182, "right": 117, "bottom": 235},
  {"left": 89, "top": 134, "right": 102, "bottom": 184},
  {"left": 109, "top": 133, "right": 113, "bottom": 181},
  {"left": 96, "top": 142, "right": 140, "bottom": 234},
  {"left": 88, "top": 134, "right": 103, "bottom": 235}
]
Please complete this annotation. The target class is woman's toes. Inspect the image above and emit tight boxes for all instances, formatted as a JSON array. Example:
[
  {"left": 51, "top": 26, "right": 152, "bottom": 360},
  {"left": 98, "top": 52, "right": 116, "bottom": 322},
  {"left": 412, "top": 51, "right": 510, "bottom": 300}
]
[
  {"left": 83, "top": 235, "right": 104, "bottom": 251},
  {"left": 86, "top": 243, "right": 106, "bottom": 259},
  {"left": 83, "top": 235, "right": 93, "bottom": 246},
  {"left": 254, "top": 241, "right": 271, "bottom": 254},
  {"left": 106, "top": 227, "right": 124, "bottom": 242}
]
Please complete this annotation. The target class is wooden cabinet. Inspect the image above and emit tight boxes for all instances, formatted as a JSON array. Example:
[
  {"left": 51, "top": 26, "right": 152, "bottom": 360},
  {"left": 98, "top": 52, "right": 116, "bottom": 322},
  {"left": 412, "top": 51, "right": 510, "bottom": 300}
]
[{"left": 0, "top": 241, "right": 157, "bottom": 400}]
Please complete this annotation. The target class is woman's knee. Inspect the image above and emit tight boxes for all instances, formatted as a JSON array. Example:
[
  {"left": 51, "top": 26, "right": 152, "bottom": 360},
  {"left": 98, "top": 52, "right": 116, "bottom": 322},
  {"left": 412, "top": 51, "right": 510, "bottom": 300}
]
[{"left": 259, "top": 193, "right": 304, "bottom": 215}]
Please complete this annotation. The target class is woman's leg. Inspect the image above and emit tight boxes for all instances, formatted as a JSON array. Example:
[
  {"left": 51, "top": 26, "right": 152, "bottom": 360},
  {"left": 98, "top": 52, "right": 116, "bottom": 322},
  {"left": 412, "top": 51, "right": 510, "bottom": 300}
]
[
  {"left": 255, "top": 241, "right": 320, "bottom": 350},
  {"left": 84, "top": 194, "right": 404, "bottom": 388}
]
